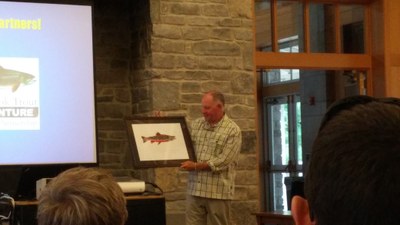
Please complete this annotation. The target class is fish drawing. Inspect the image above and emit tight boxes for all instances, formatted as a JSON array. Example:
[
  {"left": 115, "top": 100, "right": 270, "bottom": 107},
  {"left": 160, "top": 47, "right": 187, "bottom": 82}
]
[
  {"left": 0, "top": 65, "right": 36, "bottom": 92},
  {"left": 142, "top": 132, "right": 175, "bottom": 144}
]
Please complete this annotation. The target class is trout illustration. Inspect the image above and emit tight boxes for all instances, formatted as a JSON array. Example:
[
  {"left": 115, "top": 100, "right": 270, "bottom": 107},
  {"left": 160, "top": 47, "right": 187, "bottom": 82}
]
[
  {"left": 142, "top": 132, "right": 175, "bottom": 145},
  {"left": 0, "top": 65, "right": 35, "bottom": 92}
]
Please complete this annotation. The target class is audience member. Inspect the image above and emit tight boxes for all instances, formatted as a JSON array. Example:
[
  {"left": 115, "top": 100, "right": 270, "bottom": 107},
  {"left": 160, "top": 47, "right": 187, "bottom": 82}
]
[
  {"left": 291, "top": 95, "right": 400, "bottom": 225},
  {"left": 37, "top": 167, "right": 128, "bottom": 225}
]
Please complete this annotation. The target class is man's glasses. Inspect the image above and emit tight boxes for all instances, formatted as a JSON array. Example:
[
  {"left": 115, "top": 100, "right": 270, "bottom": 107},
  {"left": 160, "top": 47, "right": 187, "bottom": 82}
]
[{"left": 318, "top": 95, "right": 400, "bottom": 132}]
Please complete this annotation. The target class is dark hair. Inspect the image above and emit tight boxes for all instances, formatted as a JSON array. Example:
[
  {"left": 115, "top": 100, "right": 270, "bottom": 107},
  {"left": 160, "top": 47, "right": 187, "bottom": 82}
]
[{"left": 305, "top": 96, "right": 400, "bottom": 225}]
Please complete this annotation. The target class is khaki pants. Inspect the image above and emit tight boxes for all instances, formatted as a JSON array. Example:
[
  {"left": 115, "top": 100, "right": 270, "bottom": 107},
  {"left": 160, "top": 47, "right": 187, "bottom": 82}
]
[{"left": 185, "top": 195, "right": 231, "bottom": 225}]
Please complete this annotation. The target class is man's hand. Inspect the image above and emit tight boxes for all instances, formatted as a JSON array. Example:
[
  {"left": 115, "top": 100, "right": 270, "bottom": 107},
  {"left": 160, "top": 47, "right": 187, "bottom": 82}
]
[{"left": 180, "top": 160, "right": 196, "bottom": 171}]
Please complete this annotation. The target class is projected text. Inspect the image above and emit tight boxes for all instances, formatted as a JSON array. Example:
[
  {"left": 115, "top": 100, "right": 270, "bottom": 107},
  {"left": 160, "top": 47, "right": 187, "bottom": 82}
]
[{"left": 0, "top": 18, "right": 42, "bottom": 30}]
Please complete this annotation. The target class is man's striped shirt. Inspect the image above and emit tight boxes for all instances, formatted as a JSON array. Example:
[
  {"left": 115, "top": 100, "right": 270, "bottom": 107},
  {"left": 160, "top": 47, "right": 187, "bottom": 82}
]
[{"left": 187, "top": 115, "right": 242, "bottom": 200}]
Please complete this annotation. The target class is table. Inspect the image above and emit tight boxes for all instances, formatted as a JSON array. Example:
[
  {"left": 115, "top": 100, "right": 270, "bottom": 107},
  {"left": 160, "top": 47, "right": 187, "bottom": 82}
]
[
  {"left": 14, "top": 195, "right": 166, "bottom": 225},
  {"left": 252, "top": 211, "right": 294, "bottom": 225}
]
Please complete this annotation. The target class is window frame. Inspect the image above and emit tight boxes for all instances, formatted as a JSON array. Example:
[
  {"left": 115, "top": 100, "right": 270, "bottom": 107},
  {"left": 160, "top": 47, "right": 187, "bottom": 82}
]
[{"left": 255, "top": 0, "right": 373, "bottom": 211}]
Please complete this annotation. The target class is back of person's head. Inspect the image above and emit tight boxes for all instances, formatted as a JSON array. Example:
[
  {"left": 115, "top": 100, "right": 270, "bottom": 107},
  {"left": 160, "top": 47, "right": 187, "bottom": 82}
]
[
  {"left": 37, "top": 167, "right": 128, "bottom": 225},
  {"left": 292, "top": 95, "right": 400, "bottom": 225}
]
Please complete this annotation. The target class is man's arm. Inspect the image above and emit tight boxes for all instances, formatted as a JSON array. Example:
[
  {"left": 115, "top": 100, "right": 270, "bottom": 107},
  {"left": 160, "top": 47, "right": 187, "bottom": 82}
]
[{"left": 180, "top": 161, "right": 210, "bottom": 171}]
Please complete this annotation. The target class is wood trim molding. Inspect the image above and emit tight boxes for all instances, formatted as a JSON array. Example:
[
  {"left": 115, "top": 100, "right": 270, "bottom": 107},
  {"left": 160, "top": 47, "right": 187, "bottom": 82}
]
[
  {"left": 304, "top": 0, "right": 372, "bottom": 4},
  {"left": 255, "top": 52, "right": 372, "bottom": 70},
  {"left": 262, "top": 82, "right": 300, "bottom": 96}
]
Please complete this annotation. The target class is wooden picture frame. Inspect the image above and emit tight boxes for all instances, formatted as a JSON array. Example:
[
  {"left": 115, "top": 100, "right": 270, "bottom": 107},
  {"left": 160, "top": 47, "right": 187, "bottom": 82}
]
[{"left": 125, "top": 116, "right": 196, "bottom": 168}]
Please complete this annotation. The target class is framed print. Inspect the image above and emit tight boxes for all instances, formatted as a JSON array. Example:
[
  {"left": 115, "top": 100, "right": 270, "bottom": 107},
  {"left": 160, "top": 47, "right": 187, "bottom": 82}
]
[{"left": 125, "top": 116, "right": 196, "bottom": 168}]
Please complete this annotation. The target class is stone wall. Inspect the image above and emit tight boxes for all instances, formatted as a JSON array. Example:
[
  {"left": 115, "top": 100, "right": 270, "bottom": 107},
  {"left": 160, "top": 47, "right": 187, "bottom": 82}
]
[{"left": 94, "top": 0, "right": 258, "bottom": 224}]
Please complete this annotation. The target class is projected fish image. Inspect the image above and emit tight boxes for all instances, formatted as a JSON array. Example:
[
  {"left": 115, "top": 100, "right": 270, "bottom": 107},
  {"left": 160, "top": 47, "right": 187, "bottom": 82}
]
[
  {"left": 142, "top": 132, "right": 176, "bottom": 145},
  {"left": 0, "top": 65, "right": 36, "bottom": 92}
]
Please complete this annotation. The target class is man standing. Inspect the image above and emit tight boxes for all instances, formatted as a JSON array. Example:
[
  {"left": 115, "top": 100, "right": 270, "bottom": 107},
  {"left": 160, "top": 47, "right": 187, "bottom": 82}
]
[{"left": 180, "top": 90, "right": 242, "bottom": 225}]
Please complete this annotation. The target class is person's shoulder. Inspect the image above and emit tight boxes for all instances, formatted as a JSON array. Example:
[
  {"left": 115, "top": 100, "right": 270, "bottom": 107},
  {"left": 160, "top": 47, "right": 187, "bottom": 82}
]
[
  {"left": 192, "top": 117, "right": 204, "bottom": 124},
  {"left": 223, "top": 115, "right": 241, "bottom": 131},
  {"left": 191, "top": 117, "right": 205, "bottom": 127}
]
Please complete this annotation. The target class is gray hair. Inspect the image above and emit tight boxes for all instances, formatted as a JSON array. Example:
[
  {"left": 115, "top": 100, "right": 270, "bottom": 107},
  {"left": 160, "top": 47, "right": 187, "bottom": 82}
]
[
  {"left": 37, "top": 167, "right": 128, "bottom": 225},
  {"left": 205, "top": 90, "right": 225, "bottom": 106}
]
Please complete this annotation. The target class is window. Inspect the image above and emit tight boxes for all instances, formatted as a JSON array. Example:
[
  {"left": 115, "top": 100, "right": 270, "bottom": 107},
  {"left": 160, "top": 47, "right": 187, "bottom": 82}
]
[
  {"left": 264, "top": 94, "right": 302, "bottom": 211},
  {"left": 254, "top": 0, "right": 371, "bottom": 211}
]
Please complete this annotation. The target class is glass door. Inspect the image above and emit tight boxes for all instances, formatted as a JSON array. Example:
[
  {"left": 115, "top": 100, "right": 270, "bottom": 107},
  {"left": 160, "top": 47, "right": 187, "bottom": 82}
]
[{"left": 264, "top": 95, "right": 302, "bottom": 211}]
